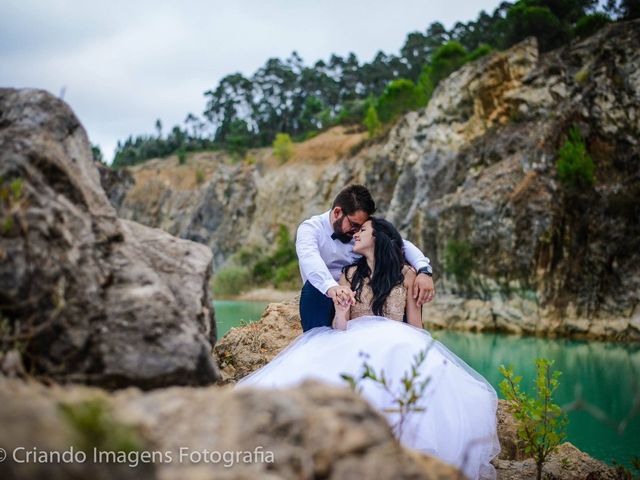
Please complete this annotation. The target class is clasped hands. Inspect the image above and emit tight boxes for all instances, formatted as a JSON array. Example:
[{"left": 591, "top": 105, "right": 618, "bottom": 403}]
[
  {"left": 327, "top": 272, "right": 435, "bottom": 311},
  {"left": 327, "top": 285, "right": 355, "bottom": 313}
]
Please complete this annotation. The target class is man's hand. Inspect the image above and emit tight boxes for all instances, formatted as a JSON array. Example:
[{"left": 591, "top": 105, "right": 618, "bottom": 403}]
[
  {"left": 413, "top": 273, "right": 435, "bottom": 307},
  {"left": 327, "top": 285, "right": 355, "bottom": 309}
]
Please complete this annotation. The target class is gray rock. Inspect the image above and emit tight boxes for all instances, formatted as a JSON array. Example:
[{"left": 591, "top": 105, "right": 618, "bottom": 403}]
[
  {"left": 0, "top": 376, "right": 463, "bottom": 480},
  {"left": 0, "top": 88, "right": 219, "bottom": 389}
]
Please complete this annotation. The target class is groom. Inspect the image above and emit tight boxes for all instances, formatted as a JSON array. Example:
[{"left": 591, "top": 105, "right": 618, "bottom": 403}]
[{"left": 296, "top": 184, "right": 435, "bottom": 332}]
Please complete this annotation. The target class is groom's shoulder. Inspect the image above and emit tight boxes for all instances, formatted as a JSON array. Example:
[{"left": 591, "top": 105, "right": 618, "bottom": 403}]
[{"left": 298, "top": 210, "right": 329, "bottom": 229}]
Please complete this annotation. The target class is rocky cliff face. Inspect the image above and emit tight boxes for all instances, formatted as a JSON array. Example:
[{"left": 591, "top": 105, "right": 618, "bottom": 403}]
[
  {"left": 0, "top": 88, "right": 219, "bottom": 389},
  {"left": 111, "top": 20, "right": 640, "bottom": 341}
]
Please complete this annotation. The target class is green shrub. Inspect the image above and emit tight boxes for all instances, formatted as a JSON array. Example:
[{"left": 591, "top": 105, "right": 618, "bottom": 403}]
[
  {"left": 195, "top": 169, "right": 205, "bottom": 184},
  {"left": 273, "top": 133, "right": 294, "bottom": 163},
  {"left": 443, "top": 239, "right": 475, "bottom": 287},
  {"left": 212, "top": 265, "right": 252, "bottom": 296},
  {"left": 556, "top": 126, "right": 595, "bottom": 189},
  {"left": 58, "top": 398, "right": 142, "bottom": 454},
  {"left": 363, "top": 103, "right": 382, "bottom": 138},
  {"left": 273, "top": 259, "right": 301, "bottom": 289},
  {"left": 430, "top": 41, "right": 468, "bottom": 86},
  {"left": 336, "top": 99, "right": 368, "bottom": 125},
  {"left": 377, "top": 79, "right": 425, "bottom": 123},
  {"left": 574, "top": 67, "right": 589, "bottom": 84},
  {"left": 226, "top": 119, "right": 251, "bottom": 158},
  {"left": 499, "top": 358, "right": 568, "bottom": 480},
  {"left": 1, "top": 177, "right": 24, "bottom": 235},
  {"left": 574, "top": 13, "right": 610, "bottom": 39},
  {"left": 177, "top": 148, "right": 187, "bottom": 165},
  {"left": 466, "top": 43, "right": 493, "bottom": 62},
  {"left": 252, "top": 225, "right": 297, "bottom": 286},
  {"left": 504, "top": 4, "right": 570, "bottom": 53}
]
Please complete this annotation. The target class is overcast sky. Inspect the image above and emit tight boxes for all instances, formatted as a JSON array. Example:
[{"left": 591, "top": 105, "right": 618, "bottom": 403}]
[{"left": 1, "top": 1, "right": 505, "bottom": 163}]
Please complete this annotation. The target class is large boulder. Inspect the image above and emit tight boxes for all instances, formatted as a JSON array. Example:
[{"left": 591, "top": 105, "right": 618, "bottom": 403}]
[
  {"left": 0, "top": 88, "right": 219, "bottom": 389},
  {"left": 0, "top": 376, "right": 462, "bottom": 480}
]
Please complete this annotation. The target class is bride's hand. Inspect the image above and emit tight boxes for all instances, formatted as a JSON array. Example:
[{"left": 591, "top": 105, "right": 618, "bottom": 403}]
[
  {"left": 327, "top": 285, "right": 355, "bottom": 309},
  {"left": 333, "top": 295, "right": 350, "bottom": 315}
]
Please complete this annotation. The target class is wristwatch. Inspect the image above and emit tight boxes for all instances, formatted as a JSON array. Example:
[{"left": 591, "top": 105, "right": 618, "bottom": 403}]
[{"left": 417, "top": 267, "right": 432, "bottom": 277}]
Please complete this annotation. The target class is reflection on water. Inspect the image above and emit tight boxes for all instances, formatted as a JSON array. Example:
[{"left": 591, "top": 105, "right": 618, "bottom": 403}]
[
  {"left": 433, "top": 329, "right": 640, "bottom": 466},
  {"left": 213, "top": 300, "right": 639, "bottom": 466}
]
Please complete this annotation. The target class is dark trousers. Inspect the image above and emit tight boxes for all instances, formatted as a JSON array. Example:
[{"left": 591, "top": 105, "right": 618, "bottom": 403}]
[{"left": 299, "top": 281, "right": 335, "bottom": 332}]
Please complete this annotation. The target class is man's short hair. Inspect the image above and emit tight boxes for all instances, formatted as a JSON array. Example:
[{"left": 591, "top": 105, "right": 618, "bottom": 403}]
[{"left": 332, "top": 185, "right": 376, "bottom": 215}]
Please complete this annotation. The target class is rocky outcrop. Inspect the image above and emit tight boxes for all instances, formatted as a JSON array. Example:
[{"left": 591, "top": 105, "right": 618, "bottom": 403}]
[
  {"left": 0, "top": 88, "right": 219, "bottom": 389},
  {"left": 95, "top": 160, "right": 134, "bottom": 210},
  {"left": 111, "top": 21, "right": 640, "bottom": 341},
  {"left": 0, "top": 376, "right": 462, "bottom": 480},
  {"left": 214, "top": 301, "right": 302, "bottom": 384}
]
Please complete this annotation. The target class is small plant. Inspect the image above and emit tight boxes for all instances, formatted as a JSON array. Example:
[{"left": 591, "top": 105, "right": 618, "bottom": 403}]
[
  {"left": 556, "top": 126, "right": 595, "bottom": 189},
  {"left": 177, "top": 148, "right": 187, "bottom": 165},
  {"left": 342, "top": 341, "right": 434, "bottom": 441},
  {"left": 499, "top": 358, "right": 568, "bottom": 480},
  {"left": 363, "top": 103, "right": 382, "bottom": 138},
  {"left": 212, "top": 265, "right": 252, "bottom": 297},
  {"left": 195, "top": 169, "right": 205, "bottom": 184},
  {"left": 0, "top": 176, "right": 25, "bottom": 234},
  {"left": 574, "top": 67, "right": 589, "bottom": 84},
  {"left": 58, "top": 398, "right": 142, "bottom": 454},
  {"left": 443, "top": 239, "right": 475, "bottom": 290},
  {"left": 272, "top": 133, "right": 293, "bottom": 163},
  {"left": 252, "top": 225, "right": 298, "bottom": 288}
]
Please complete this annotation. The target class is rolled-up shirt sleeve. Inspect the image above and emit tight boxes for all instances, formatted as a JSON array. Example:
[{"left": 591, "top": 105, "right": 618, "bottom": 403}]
[
  {"left": 296, "top": 222, "right": 339, "bottom": 295},
  {"left": 403, "top": 239, "right": 432, "bottom": 274}
]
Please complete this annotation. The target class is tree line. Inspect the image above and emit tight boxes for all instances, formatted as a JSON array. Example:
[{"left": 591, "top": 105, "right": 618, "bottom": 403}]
[{"left": 109, "top": 0, "right": 639, "bottom": 168}]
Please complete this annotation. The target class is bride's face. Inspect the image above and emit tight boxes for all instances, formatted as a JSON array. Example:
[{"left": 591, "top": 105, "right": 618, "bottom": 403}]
[{"left": 353, "top": 220, "right": 374, "bottom": 254}]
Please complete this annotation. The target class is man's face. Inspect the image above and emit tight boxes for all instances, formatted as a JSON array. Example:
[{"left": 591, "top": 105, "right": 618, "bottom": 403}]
[{"left": 331, "top": 208, "right": 369, "bottom": 239}]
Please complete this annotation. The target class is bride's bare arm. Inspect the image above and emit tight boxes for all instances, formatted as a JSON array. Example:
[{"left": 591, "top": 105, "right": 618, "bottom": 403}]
[
  {"left": 403, "top": 267, "right": 423, "bottom": 328},
  {"left": 332, "top": 271, "right": 352, "bottom": 330}
]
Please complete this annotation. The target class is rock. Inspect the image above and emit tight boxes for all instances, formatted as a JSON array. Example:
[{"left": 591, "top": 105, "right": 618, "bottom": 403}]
[
  {"left": 493, "top": 443, "right": 617, "bottom": 480},
  {"left": 0, "top": 376, "right": 463, "bottom": 480},
  {"left": 0, "top": 377, "right": 155, "bottom": 480},
  {"left": 95, "top": 161, "right": 135, "bottom": 210},
  {"left": 0, "top": 88, "right": 219, "bottom": 389},
  {"left": 495, "top": 399, "right": 529, "bottom": 461},
  {"left": 214, "top": 301, "right": 301, "bottom": 384}
]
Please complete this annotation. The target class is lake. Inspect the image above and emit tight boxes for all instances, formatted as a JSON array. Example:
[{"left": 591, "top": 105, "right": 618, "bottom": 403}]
[{"left": 214, "top": 300, "right": 640, "bottom": 468}]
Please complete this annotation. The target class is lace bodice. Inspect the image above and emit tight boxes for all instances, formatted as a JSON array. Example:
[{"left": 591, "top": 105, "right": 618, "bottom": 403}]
[{"left": 345, "top": 266, "right": 409, "bottom": 321}]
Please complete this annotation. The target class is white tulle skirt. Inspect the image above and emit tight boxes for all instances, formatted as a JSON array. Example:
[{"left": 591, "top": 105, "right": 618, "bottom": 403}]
[{"left": 235, "top": 315, "right": 500, "bottom": 480}]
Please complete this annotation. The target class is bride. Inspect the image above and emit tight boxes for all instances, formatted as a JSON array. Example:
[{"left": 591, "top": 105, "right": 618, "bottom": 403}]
[{"left": 236, "top": 217, "right": 500, "bottom": 480}]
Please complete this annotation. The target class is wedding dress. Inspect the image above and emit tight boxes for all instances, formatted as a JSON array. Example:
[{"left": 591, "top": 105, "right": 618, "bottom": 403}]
[{"left": 236, "top": 277, "right": 501, "bottom": 479}]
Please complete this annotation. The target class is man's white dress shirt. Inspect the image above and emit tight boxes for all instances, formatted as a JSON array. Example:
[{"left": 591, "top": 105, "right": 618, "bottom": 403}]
[{"left": 296, "top": 209, "right": 432, "bottom": 295}]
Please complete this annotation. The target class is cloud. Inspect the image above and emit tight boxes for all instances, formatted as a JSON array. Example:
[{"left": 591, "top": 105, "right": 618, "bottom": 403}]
[{"left": 0, "top": 0, "right": 504, "bottom": 162}]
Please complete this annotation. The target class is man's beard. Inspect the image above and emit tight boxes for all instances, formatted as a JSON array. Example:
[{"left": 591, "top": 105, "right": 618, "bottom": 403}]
[{"left": 332, "top": 218, "right": 353, "bottom": 244}]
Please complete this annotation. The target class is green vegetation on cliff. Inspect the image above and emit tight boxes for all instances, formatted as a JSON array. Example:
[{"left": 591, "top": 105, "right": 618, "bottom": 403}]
[
  {"left": 112, "top": 1, "right": 637, "bottom": 168},
  {"left": 213, "top": 225, "right": 300, "bottom": 296}
]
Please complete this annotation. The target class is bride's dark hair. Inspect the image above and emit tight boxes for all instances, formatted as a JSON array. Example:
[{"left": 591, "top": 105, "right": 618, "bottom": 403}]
[{"left": 345, "top": 217, "right": 405, "bottom": 316}]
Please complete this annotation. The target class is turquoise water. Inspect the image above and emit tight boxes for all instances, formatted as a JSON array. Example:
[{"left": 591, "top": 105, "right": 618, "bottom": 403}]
[
  {"left": 214, "top": 300, "right": 269, "bottom": 338},
  {"left": 214, "top": 301, "right": 639, "bottom": 467},
  {"left": 433, "top": 330, "right": 639, "bottom": 468}
]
